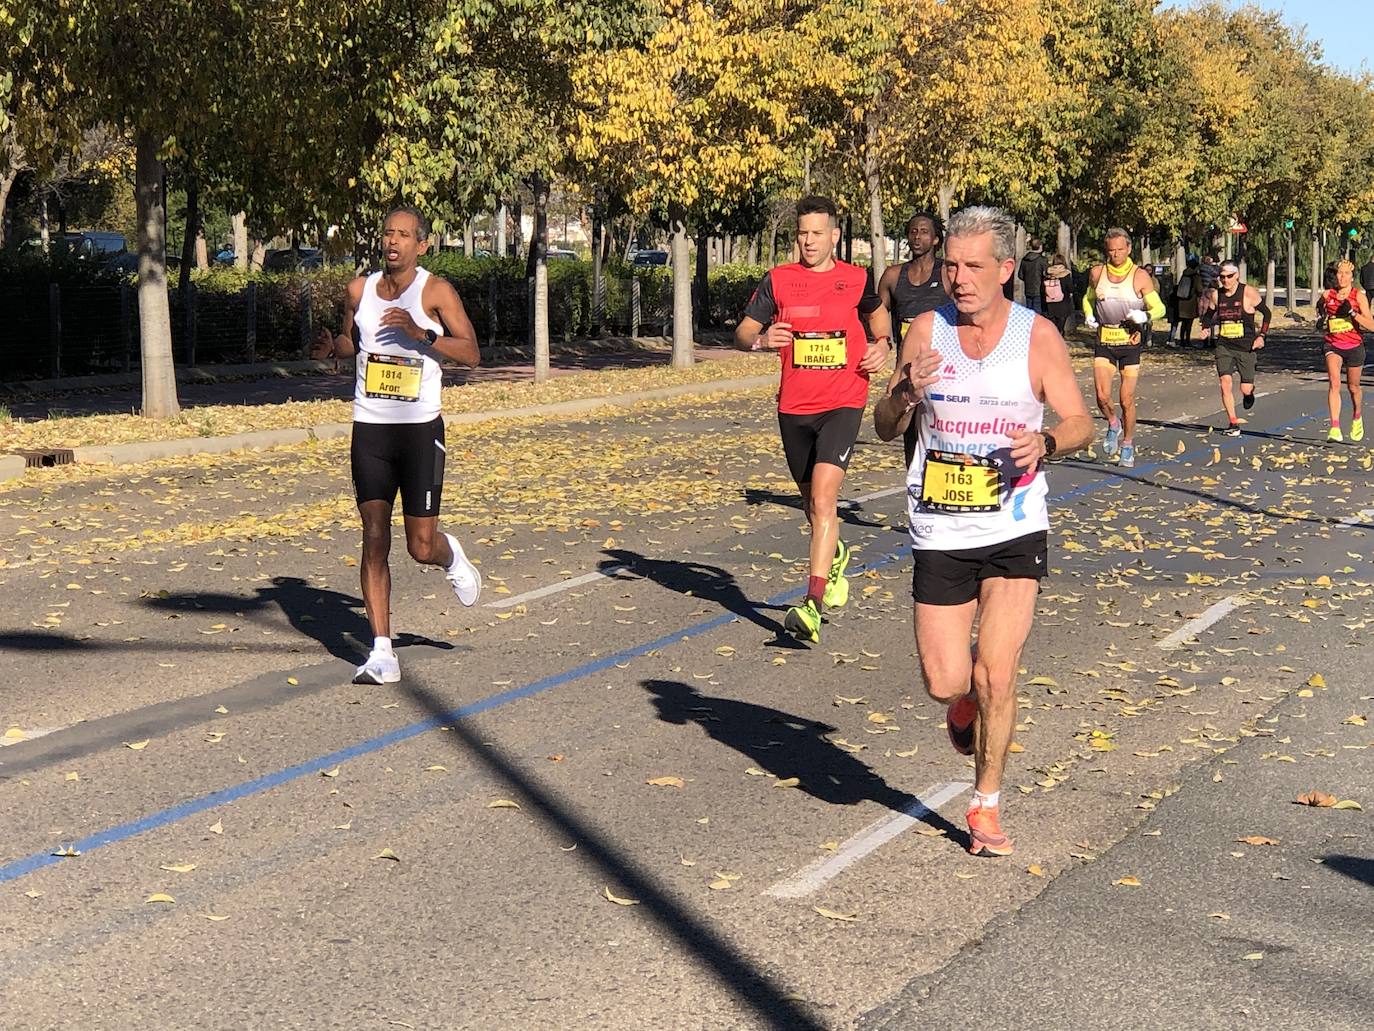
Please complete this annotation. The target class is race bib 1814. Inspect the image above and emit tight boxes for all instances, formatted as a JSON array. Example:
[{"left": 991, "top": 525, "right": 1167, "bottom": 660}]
[{"left": 364, "top": 353, "right": 423, "bottom": 401}]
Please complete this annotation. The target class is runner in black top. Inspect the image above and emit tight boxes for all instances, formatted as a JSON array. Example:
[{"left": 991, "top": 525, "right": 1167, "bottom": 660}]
[
  {"left": 878, "top": 212, "right": 947, "bottom": 468},
  {"left": 1198, "top": 260, "right": 1269, "bottom": 435}
]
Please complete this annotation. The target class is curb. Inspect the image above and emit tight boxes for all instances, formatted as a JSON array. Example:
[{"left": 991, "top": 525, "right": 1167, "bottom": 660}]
[{"left": 49, "top": 375, "right": 777, "bottom": 470}]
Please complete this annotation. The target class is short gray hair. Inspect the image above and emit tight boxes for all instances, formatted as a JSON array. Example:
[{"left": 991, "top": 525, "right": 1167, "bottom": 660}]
[
  {"left": 946, "top": 206, "right": 1016, "bottom": 262},
  {"left": 1104, "top": 227, "right": 1131, "bottom": 245}
]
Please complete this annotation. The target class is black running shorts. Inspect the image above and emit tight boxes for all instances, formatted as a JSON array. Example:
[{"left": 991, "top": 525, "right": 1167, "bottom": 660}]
[
  {"left": 911, "top": 531, "right": 1048, "bottom": 606},
  {"left": 1214, "top": 345, "right": 1258, "bottom": 384},
  {"left": 777, "top": 406, "right": 864, "bottom": 486},
  {"left": 1093, "top": 344, "right": 1142, "bottom": 370},
  {"left": 350, "top": 416, "right": 446, "bottom": 517},
  {"left": 1324, "top": 341, "right": 1366, "bottom": 369}
]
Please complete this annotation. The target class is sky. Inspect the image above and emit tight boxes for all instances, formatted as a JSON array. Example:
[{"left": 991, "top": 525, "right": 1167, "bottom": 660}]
[{"left": 1160, "top": 0, "right": 1369, "bottom": 78}]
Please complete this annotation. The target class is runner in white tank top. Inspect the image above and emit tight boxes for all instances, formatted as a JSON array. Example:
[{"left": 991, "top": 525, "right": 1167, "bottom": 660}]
[
  {"left": 312, "top": 206, "right": 484, "bottom": 686},
  {"left": 874, "top": 206, "right": 1092, "bottom": 859}
]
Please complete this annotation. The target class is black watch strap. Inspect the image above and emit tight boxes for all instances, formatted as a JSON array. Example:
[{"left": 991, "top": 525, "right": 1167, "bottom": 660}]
[
  {"left": 1042, "top": 432, "right": 1058, "bottom": 457},
  {"left": 424, "top": 328, "right": 439, "bottom": 344}
]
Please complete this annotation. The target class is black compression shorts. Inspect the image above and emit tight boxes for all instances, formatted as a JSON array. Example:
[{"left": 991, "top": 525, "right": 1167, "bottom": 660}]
[
  {"left": 910, "top": 531, "right": 1048, "bottom": 606},
  {"left": 777, "top": 407, "right": 864, "bottom": 486},
  {"left": 350, "top": 416, "right": 446, "bottom": 517},
  {"left": 1093, "top": 344, "right": 1142, "bottom": 370}
]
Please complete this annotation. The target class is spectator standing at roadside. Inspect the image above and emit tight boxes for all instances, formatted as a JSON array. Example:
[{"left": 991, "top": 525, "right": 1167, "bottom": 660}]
[
  {"left": 1042, "top": 253, "right": 1074, "bottom": 335},
  {"left": 1018, "top": 238, "right": 1046, "bottom": 314}
]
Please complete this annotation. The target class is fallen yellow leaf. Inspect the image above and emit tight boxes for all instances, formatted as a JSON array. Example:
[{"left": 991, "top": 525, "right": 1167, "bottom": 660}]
[
  {"left": 124, "top": 740, "right": 149, "bottom": 751},
  {"left": 145, "top": 893, "right": 176, "bottom": 904},
  {"left": 604, "top": 886, "right": 640, "bottom": 906},
  {"left": 487, "top": 799, "right": 522, "bottom": 810},
  {"left": 1113, "top": 876, "right": 1142, "bottom": 887},
  {"left": 773, "top": 777, "right": 800, "bottom": 789},
  {"left": 646, "top": 776, "right": 685, "bottom": 789},
  {"left": 159, "top": 863, "right": 197, "bottom": 873},
  {"left": 813, "top": 906, "right": 858, "bottom": 922},
  {"left": 373, "top": 848, "right": 400, "bottom": 861}
]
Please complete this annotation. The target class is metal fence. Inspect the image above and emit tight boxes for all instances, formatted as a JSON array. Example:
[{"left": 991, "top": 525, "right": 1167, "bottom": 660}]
[{"left": 0, "top": 275, "right": 681, "bottom": 382}]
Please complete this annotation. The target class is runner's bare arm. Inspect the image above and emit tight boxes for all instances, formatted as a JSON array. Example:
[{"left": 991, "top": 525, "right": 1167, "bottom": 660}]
[
  {"left": 876, "top": 264, "right": 899, "bottom": 314},
  {"left": 874, "top": 312, "right": 940, "bottom": 441},
  {"left": 312, "top": 278, "right": 363, "bottom": 358},
  {"left": 428, "top": 276, "right": 481, "bottom": 367},
  {"left": 1011, "top": 319, "right": 1091, "bottom": 468},
  {"left": 858, "top": 291, "right": 893, "bottom": 373}
]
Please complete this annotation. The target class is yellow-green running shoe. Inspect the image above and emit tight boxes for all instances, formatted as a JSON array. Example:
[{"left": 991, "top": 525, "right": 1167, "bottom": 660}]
[
  {"left": 1352, "top": 416, "right": 1365, "bottom": 442},
  {"left": 823, "top": 539, "right": 851, "bottom": 609},
  {"left": 1328, "top": 426, "right": 1344, "bottom": 443},
  {"left": 784, "top": 598, "right": 821, "bottom": 643}
]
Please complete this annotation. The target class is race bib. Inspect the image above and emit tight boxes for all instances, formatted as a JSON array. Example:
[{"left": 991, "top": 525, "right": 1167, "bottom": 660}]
[
  {"left": 364, "top": 353, "right": 423, "bottom": 401},
  {"left": 901, "top": 317, "right": 915, "bottom": 336},
  {"left": 1328, "top": 317, "right": 1354, "bottom": 334},
  {"left": 791, "top": 331, "right": 848, "bottom": 369},
  {"left": 1099, "top": 326, "right": 1131, "bottom": 345},
  {"left": 1219, "top": 321, "right": 1245, "bottom": 339},
  {"left": 919, "top": 450, "right": 1003, "bottom": 513}
]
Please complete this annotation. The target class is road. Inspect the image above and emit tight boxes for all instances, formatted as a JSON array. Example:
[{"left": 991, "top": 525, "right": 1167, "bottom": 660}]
[{"left": 1, "top": 329, "right": 1370, "bottom": 1030}]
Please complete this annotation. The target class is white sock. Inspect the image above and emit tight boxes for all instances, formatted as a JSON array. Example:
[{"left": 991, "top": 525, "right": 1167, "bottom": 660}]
[
  {"left": 974, "top": 790, "right": 1000, "bottom": 809},
  {"left": 445, "top": 533, "right": 462, "bottom": 571},
  {"left": 373, "top": 636, "right": 393, "bottom": 655}
]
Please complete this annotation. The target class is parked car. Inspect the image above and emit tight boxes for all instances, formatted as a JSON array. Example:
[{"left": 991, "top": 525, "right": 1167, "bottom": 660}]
[
  {"left": 263, "top": 247, "right": 323, "bottom": 272},
  {"left": 547, "top": 248, "right": 581, "bottom": 261},
  {"left": 632, "top": 249, "right": 669, "bottom": 267},
  {"left": 69, "top": 230, "right": 128, "bottom": 261},
  {"left": 104, "top": 251, "right": 181, "bottom": 274}
]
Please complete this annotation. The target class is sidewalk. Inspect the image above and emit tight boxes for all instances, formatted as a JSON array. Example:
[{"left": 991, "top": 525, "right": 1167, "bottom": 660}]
[{"left": 0, "top": 338, "right": 773, "bottom": 480}]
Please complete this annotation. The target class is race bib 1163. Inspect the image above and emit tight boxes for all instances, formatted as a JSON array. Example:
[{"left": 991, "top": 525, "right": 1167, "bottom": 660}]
[{"left": 919, "top": 450, "right": 1003, "bottom": 513}]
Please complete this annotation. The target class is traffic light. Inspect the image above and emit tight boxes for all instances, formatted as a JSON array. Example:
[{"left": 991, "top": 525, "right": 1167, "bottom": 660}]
[
  {"left": 1350, "top": 228, "right": 1360, "bottom": 239},
  {"left": 1283, "top": 218, "right": 1295, "bottom": 230}
]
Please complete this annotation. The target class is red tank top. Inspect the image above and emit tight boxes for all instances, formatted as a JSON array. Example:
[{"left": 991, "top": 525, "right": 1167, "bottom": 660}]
[{"left": 1323, "top": 288, "right": 1365, "bottom": 350}]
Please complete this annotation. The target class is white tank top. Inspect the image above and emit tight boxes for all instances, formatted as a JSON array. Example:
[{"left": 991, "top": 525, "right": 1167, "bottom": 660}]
[
  {"left": 352, "top": 267, "right": 445, "bottom": 424},
  {"left": 906, "top": 303, "right": 1048, "bottom": 551},
  {"left": 1093, "top": 262, "right": 1146, "bottom": 325}
]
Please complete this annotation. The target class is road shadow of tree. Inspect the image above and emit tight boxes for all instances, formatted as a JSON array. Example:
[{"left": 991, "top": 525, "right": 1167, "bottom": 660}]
[
  {"left": 396, "top": 672, "right": 830, "bottom": 1031},
  {"left": 139, "top": 576, "right": 453, "bottom": 662},
  {"left": 598, "top": 549, "right": 805, "bottom": 649},
  {"left": 643, "top": 678, "right": 963, "bottom": 840}
]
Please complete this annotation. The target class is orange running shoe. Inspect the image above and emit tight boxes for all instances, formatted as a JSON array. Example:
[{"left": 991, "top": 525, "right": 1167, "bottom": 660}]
[
  {"left": 967, "top": 801, "right": 1014, "bottom": 857},
  {"left": 946, "top": 692, "right": 977, "bottom": 756}
]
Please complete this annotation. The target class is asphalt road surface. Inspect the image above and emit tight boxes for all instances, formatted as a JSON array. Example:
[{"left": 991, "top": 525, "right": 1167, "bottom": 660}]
[{"left": 1, "top": 330, "right": 1370, "bottom": 1030}]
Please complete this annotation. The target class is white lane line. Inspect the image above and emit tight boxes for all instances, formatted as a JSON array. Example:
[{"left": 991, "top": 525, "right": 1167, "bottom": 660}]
[
  {"left": 0, "top": 727, "right": 63, "bottom": 748},
  {"left": 1157, "top": 595, "right": 1247, "bottom": 651},
  {"left": 764, "top": 780, "right": 971, "bottom": 899},
  {"left": 1338, "top": 508, "right": 1374, "bottom": 529},
  {"left": 484, "top": 566, "right": 628, "bottom": 609},
  {"left": 843, "top": 485, "right": 905, "bottom": 507}
]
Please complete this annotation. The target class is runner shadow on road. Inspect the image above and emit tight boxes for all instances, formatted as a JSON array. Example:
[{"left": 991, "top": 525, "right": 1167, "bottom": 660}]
[
  {"left": 139, "top": 576, "right": 453, "bottom": 663},
  {"left": 643, "top": 679, "right": 963, "bottom": 840},
  {"left": 396, "top": 673, "right": 829, "bottom": 1031},
  {"left": 599, "top": 549, "right": 803, "bottom": 649},
  {"left": 741, "top": 488, "right": 889, "bottom": 531}
]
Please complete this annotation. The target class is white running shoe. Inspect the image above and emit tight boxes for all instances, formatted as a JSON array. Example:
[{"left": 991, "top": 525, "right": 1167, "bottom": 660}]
[
  {"left": 353, "top": 649, "right": 400, "bottom": 685},
  {"left": 444, "top": 532, "right": 481, "bottom": 606}
]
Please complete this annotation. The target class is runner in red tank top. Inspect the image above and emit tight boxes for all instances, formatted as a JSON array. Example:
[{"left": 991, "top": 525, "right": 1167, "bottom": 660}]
[
  {"left": 736, "top": 195, "right": 892, "bottom": 644},
  {"left": 1319, "top": 260, "right": 1374, "bottom": 442}
]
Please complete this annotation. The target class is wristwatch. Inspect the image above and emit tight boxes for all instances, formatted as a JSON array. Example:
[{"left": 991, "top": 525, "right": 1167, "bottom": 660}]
[
  {"left": 1041, "top": 432, "right": 1058, "bottom": 458},
  {"left": 423, "top": 328, "right": 439, "bottom": 344}
]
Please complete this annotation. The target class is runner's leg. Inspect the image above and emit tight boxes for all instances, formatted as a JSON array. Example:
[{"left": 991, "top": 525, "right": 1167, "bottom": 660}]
[
  {"left": 1218, "top": 372, "right": 1237, "bottom": 425},
  {"left": 1326, "top": 351, "right": 1345, "bottom": 427},
  {"left": 1119, "top": 364, "right": 1139, "bottom": 443},
  {"left": 804, "top": 462, "right": 845, "bottom": 595},
  {"left": 359, "top": 500, "right": 394, "bottom": 640},
  {"left": 914, "top": 600, "right": 978, "bottom": 704},
  {"left": 969, "top": 577, "right": 1037, "bottom": 795}
]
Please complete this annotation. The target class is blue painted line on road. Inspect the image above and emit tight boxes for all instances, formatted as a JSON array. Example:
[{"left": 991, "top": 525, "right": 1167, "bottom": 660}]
[{"left": 0, "top": 405, "right": 1328, "bottom": 885}]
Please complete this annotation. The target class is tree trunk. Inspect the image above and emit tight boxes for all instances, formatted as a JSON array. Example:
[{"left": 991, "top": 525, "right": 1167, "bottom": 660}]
[
  {"left": 39, "top": 191, "right": 50, "bottom": 254},
  {"left": 1286, "top": 231, "right": 1297, "bottom": 311},
  {"left": 462, "top": 217, "right": 475, "bottom": 256},
  {"left": 1174, "top": 240, "right": 1186, "bottom": 277},
  {"left": 1057, "top": 221, "right": 1072, "bottom": 262},
  {"left": 1265, "top": 235, "right": 1276, "bottom": 306},
  {"left": 250, "top": 239, "right": 266, "bottom": 270},
  {"left": 766, "top": 218, "right": 778, "bottom": 266},
  {"left": 179, "top": 176, "right": 198, "bottom": 296},
  {"left": 864, "top": 114, "right": 886, "bottom": 282},
  {"left": 511, "top": 201, "right": 524, "bottom": 259},
  {"left": 529, "top": 174, "right": 550, "bottom": 383},
  {"left": 0, "top": 171, "right": 15, "bottom": 250},
  {"left": 670, "top": 219, "right": 693, "bottom": 369},
  {"left": 135, "top": 130, "right": 179, "bottom": 418},
  {"left": 496, "top": 203, "right": 508, "bottom": 257},
  {"left": 694, "top": 227, "right": 709, "bottom": 330},
  {"left": 591, "top": 214, "right": 604, "bottom": 336},
  {"left": 232, "top": 211, "right": 248, "bottom": 269},
  {"left": 938, "top": 183, "right": 955, "bottom": 226},
  {"left": 196, "top": 230, "right": 208, "bottom": 270},
  {"left": 1013, "top": 225, "right": 1027, "bottom": 304},
  {"left": 1309, "top": 226, "right": 1321, "bottom": 309}
]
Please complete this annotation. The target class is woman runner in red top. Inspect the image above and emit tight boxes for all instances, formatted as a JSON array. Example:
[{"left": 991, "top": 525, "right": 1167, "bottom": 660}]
[{"left": 1320, "top": 259, "right": 1374, "bottom": 442}]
